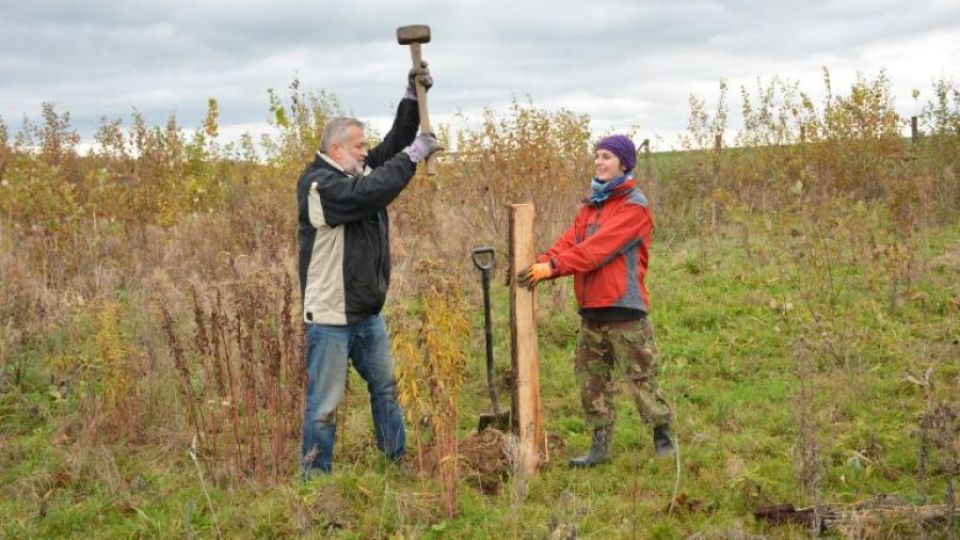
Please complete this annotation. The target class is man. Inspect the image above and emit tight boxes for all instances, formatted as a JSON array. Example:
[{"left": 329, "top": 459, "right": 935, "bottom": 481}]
[
  {"left": 297, "top": 64, "right": 439, "bottom": 474},
  {"left": 517, "top": 134, "right": 675, "bottom": 467}
]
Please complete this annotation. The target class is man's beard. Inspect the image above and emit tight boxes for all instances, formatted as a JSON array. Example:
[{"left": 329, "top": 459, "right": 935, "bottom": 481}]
[{"left": 341, "top": 154, "right": 365, "bottom": 176}]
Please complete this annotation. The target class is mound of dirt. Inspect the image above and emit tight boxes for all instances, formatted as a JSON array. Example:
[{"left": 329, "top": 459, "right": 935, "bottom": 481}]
[
  {"left": 459, "top": 428, "right": 512, "bottom": 494},
  {"left": 406, "top": 428, "right": 568, "bottom": 494}
]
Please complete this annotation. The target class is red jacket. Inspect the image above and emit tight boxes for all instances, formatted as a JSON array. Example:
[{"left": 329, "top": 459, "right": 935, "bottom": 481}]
[{"left": 538, "top": 178, "right": 653, "bottom": 313}]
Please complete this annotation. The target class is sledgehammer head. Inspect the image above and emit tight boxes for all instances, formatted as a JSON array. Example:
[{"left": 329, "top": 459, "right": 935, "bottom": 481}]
[{"left": 397, "top": 25, "right": 431, "bottom": 45}]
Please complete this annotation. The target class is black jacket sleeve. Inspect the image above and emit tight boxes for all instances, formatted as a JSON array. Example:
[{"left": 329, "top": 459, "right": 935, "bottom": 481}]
[
  {"left": 307, "top": 153, "right": 417, "bottom": 227},
  {"left": 365, "top": 98, "right": 420, "bottom": 169}
]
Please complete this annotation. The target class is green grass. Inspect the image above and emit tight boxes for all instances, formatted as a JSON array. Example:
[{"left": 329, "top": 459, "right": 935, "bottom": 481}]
[{"left": 3, "top": 220, "right": 959, "bottom": 539}]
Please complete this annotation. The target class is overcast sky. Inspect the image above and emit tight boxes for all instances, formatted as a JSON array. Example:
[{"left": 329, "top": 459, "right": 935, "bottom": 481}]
[{"left": 2, "top": 0, "right": 959, "bottom": 151}]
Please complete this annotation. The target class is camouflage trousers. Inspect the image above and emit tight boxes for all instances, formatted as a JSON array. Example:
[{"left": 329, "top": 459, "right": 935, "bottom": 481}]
[{"left": 574, "top": 317, "right": 672, "bottom": 429}]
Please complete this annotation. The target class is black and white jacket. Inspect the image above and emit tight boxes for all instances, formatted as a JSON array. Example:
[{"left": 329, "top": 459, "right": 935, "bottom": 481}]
[{"left": 296, "top": 98, "right": 420, "bottom": 325}]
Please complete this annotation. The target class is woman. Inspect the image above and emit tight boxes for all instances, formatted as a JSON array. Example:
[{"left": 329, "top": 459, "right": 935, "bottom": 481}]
[{"left": 517, "top": 134, "right": 674, "bottom": 467}]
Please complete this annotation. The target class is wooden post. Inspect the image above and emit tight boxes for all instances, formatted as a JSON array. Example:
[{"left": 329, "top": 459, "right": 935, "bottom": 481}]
[
  {"left": 911, "top": 116, "right": 919, "bottom": 147},
  {"left": 509, "top": 203, "right": 542, "bottom": 475}
]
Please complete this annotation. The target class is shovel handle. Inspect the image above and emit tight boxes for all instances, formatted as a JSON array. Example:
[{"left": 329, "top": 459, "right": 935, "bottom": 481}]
[
  {"left": 471, "top": 246, "right": 495, "bottom": 271},
  {"left": 471, "top": 245, "right": 501, "bottom": 415}
]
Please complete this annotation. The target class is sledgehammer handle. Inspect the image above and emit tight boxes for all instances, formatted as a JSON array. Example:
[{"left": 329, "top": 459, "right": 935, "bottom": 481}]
[{"left": 409, "top": 43, "right": 436, "bottom": 175}]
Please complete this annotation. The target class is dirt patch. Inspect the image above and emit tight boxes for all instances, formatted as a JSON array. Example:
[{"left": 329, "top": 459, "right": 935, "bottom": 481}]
[
  {"left": 404, "top": 428, "right": 513, "bottom": 494},
  {"left": 459, "top": 428, "right": 512, "bottom": 494},
  {"left": 407, "top": 428, "right": 568, "bottom": 494}
]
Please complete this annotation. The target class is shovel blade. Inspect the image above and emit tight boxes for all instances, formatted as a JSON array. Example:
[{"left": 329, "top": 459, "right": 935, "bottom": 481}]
[{"left": 479, "top": 410, "right": 512, "bottom": 432}]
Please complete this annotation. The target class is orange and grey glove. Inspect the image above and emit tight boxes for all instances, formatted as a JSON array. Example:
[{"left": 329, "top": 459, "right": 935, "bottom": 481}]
[{"left": 516, "top": 261, "right": 554, "bottom": 290}]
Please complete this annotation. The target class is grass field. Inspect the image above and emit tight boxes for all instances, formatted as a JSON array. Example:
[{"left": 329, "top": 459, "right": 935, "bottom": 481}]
[{"left": 3, "top": 215, "right": 958, "bottom": 538}]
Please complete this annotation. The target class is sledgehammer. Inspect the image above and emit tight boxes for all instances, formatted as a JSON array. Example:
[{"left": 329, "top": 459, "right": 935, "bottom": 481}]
[{"left": 396, "top": 24, "right": 437, "bottom": 175}]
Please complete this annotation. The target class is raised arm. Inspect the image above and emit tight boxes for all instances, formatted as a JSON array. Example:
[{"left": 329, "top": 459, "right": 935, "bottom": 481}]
[
  {"left": 306, "top": 155, "right": 416, "bottom": 226},
  {"left": 365, "top": 98, "right": 420, "bottom": 169}
]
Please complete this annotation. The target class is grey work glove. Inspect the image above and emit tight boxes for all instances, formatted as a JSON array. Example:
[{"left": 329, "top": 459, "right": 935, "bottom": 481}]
[
  {"left": 402, "top": 132, "right": 439, "bottom": 163},
  {"left": 403, "top": 60, "right": 433, "bottom": 100}
]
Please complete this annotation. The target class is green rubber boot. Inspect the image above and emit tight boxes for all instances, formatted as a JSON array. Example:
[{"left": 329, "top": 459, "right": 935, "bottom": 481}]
[{"left": 569, "top": 426, "right": 612, "bottom": 468}]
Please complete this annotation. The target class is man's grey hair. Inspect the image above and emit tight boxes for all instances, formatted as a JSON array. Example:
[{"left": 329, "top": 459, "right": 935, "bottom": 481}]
[{"left": 320, "top": 117, "right": 364, "bottom": 153}]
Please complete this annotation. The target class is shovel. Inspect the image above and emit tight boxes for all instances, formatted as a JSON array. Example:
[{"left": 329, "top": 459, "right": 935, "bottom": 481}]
[{"left": 472, "top": 246, "right": 512, "bottom": 432}]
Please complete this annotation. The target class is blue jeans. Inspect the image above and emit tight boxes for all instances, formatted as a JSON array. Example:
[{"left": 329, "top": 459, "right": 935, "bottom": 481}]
[{"left": 301, "top": 315, "right": 405, "bottom": 473}]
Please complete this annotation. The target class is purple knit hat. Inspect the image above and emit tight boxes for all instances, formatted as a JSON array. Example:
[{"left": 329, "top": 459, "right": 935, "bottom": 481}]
[{"left": 595, "top": 135, "right": 636, "bottom": 174}]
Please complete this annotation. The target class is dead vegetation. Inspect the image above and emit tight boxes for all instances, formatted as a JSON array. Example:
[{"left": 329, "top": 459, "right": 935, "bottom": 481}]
[{"left": 2, "top": 70, "right": 959, "bottom": 536}]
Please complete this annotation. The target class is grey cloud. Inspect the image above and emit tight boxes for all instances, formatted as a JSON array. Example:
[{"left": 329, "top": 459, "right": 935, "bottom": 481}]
[{"left": 1, "top": 0, "right": 958, "bottom": 148}]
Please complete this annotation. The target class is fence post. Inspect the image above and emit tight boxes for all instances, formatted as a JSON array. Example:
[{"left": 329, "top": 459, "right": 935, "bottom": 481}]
[{"left": 509, "top": 203, "right": 542, "bottom": 475}]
